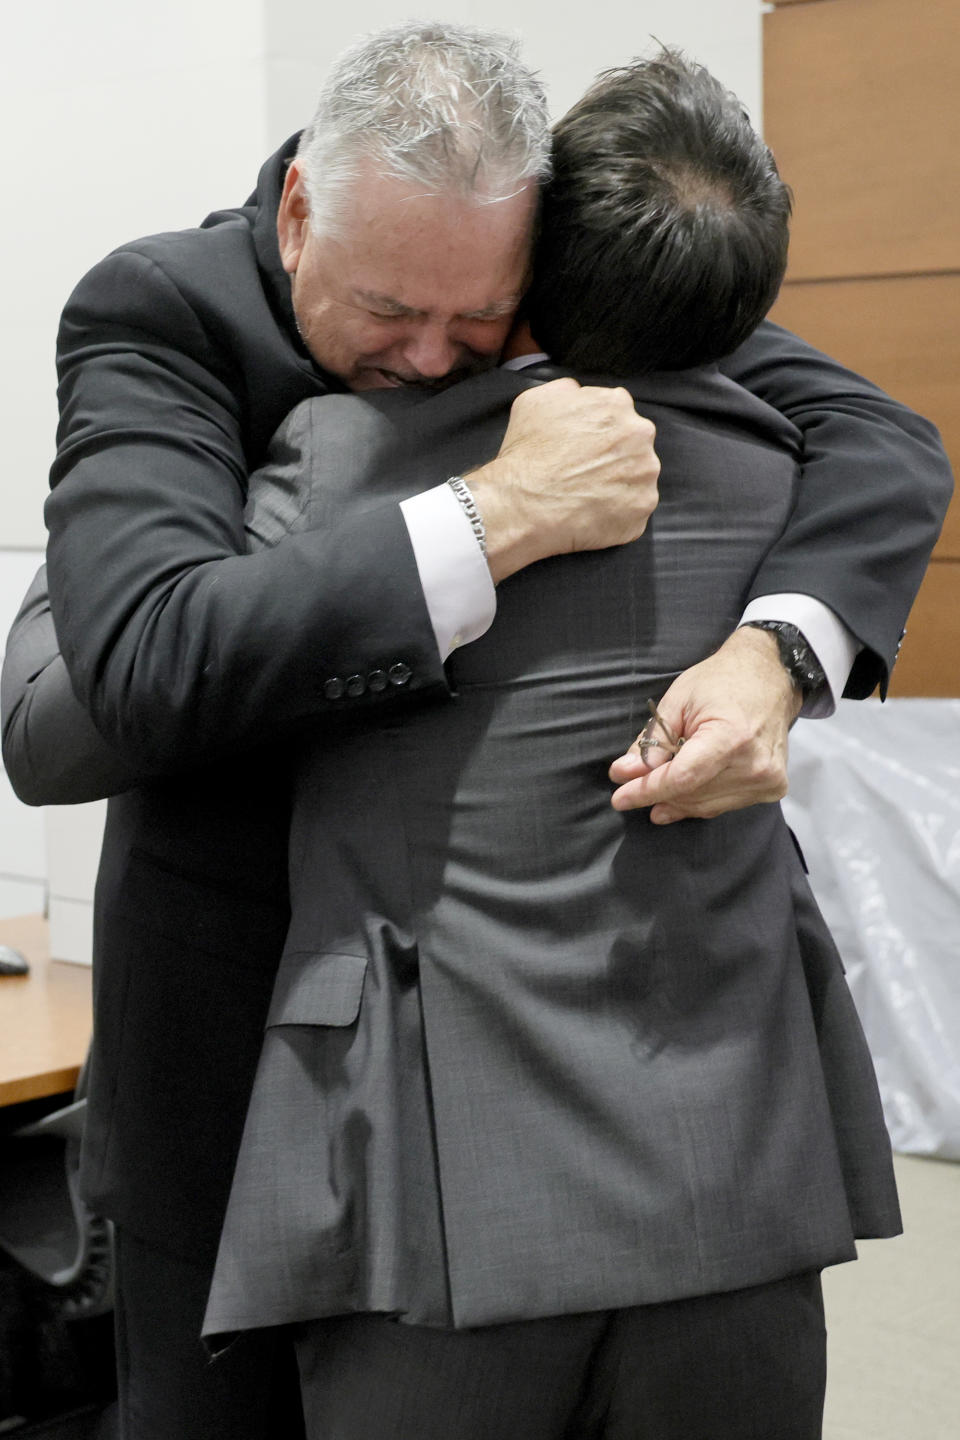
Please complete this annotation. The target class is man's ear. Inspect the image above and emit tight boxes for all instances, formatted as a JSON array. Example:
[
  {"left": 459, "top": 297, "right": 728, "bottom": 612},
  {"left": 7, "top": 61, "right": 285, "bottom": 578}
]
[{"left": 277, "top": 160, "right": 310, "bottom": 275}]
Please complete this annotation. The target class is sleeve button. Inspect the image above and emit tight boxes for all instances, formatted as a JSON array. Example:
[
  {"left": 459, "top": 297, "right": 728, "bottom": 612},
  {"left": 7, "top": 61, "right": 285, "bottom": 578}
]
[
  {"left": 323, "top": 677, "right": 345, "bottom": 700},
  {"left": 388, "top": 662, "right": 412, "bottom": 687},
  {"left": 345, "top": 673, "right": 366, "bottom": 697},
  {"left": 367, "top": 669, "right": 388, "bottom": 693}
]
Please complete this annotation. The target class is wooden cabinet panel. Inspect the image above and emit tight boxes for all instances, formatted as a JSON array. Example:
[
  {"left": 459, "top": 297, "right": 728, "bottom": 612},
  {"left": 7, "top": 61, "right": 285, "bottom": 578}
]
[
  {"left": 764, "top": 0, "right": 960, "bottom": 280},
  {"left": 771, "top": 273, "right": 960, "bottom": 558},
  {"left": 887, "top": 560, "right": 960, "bottom": 697}
]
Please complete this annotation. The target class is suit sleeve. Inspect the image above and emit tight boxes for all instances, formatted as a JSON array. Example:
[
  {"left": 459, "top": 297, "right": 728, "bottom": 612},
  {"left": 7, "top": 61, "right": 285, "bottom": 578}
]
[
  {"left": 1, "top": 566, "right": 148, "bottom": 805},
  {"left": 721, "top": 320, "right": 954, "bottom": 697},
  {"left": 44, "top": 248, "right": 448, "bottom": 768}
]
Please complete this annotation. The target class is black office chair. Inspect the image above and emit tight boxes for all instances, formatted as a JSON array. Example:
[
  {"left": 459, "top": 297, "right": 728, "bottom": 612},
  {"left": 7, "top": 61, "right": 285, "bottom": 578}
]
[
  {"left": 0, "top": 1059, "right": 117, "bottom": 1437},
  {"left": 0, "top": 1059, "right": 114, "bottom": 1319}
]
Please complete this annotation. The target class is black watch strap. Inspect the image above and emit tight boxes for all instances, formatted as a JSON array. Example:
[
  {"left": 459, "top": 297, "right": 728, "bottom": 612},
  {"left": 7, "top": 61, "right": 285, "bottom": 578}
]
[{"left": 742, "top": 620, "right": 826, "bottom": 701}]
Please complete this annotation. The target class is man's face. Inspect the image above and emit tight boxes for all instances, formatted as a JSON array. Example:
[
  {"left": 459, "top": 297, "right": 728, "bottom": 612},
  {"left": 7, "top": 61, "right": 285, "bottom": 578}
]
[{"left": 277, "top": 160, "right": 537, "bottom": 391}]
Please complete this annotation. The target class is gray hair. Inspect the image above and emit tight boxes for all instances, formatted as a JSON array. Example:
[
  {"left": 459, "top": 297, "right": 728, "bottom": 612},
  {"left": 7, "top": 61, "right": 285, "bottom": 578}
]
[{"left": 296, "top": 20, "right": 552, "bottom": 236}]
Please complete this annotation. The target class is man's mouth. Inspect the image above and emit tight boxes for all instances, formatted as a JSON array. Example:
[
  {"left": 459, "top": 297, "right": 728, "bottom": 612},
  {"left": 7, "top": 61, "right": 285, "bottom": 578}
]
[{"left": 374, "top": 368, "right": 463, "bottom": 392}]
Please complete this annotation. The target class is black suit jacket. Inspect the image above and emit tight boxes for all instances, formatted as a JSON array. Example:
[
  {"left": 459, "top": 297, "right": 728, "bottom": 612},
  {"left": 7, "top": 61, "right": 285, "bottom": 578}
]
[{"left": 3, "top": 137, "right": 951, "bottom": 1266}]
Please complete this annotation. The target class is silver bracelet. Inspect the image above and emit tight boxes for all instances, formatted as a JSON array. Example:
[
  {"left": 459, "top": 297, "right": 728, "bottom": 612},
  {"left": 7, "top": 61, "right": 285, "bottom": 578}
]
[{"left": 447, "top": 475, "right": 487, "bottom": 557}]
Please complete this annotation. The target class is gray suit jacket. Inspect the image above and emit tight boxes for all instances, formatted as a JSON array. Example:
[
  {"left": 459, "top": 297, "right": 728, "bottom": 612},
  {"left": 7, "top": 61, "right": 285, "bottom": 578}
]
[{"left": 203, "top": 365, "right": 901, "bottom": 1341}]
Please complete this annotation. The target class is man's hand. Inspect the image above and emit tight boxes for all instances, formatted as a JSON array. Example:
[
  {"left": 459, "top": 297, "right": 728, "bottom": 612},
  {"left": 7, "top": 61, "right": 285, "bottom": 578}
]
[
  {"left": 468, "top": 378, "right": 660, "bottom": 584},
  {"left": 608, "top": 626, "right": 804, "bottom": 824}
]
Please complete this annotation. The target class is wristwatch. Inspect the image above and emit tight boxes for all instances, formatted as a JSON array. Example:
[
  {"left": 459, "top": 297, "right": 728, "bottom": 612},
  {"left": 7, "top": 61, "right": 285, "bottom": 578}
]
[{"left": 742, "top": 620, "right": 826, "bottom": 702}]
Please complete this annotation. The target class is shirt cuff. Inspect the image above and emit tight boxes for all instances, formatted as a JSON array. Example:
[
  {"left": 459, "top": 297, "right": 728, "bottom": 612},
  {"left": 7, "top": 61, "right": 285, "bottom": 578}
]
[
  {"left": 399, "top": 484, "right": 497, "bottom": 662},
  {"left": 739, "top": 594, "right": 861, "bottom": 719}
]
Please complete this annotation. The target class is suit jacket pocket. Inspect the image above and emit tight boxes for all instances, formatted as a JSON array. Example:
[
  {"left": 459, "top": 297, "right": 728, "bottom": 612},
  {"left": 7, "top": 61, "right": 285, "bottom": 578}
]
[{"left": 267, "top": 950, "right": 368, "bottom": 1027}]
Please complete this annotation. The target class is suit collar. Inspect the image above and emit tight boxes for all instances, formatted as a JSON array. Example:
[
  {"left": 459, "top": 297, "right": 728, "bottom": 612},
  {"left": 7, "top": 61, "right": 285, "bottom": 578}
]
[
  {"left": 521, "top": 360, "right": 803, "bottom": 453},
  {"left": 245, "top": 133, "right": 348, "bottom": 388},
  {"left": 248, "top": 134, "right": 300, "bottom": 343}
]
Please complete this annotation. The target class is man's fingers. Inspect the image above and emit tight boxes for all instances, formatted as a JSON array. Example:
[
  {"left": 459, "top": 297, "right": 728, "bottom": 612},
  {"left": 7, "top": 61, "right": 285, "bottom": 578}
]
[
  {"left": 608, "top": 747, "right": 666, "bottom": 782},
  {"left": 612, "top": 770, "right": 762, "bottom": 819},
  {"left": 523, "top": 375, "right": 581, "bottom": 399},
  {"left": 608, "top": 709, "right": 686, "bottom": 781},
  {"left": 610, "top": 776, "right": 658, "bottom": 812},
  {"left": 649, "top": 804, "right": 685, "bottom": 826},
  {"left": 610, "top": 723, "right": 789, "bottom": 815},
  {"left": 610, "top": 742, "right": 726, "bottom": 811},
  {"left": 610, "top": 770, "right": 713, "bottom": 814}
]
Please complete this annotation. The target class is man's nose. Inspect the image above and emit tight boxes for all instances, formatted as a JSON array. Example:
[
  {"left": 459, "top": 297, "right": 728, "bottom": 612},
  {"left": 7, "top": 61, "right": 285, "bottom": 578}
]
[{"left": 402, "top": 323, "right": 461, "bottom": 378}]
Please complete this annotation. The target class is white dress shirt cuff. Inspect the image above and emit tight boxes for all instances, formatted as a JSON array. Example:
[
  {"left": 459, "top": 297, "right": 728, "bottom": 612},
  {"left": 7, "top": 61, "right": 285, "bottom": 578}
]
[
  {"left": 400, "top": 484, "right": 497, "bottom": 662},
  {"left": 739, "top": 593, "right": 861, "bottom": 719}
]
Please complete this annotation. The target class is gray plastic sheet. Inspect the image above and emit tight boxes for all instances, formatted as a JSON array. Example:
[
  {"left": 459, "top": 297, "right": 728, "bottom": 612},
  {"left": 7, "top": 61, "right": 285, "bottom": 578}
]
[{"left": 783, "top": 699, "right": 960, "bottom": 1161}]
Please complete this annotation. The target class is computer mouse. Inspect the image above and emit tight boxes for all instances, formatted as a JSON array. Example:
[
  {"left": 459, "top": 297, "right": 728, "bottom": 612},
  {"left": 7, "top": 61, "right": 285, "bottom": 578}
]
[{"left": 0, "top": 944, "right": 30, "bottom": 976}]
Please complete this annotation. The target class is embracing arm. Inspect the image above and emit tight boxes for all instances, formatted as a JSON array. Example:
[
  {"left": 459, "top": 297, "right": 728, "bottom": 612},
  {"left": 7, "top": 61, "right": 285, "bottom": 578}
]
[
  {"left": 723, "top": 319, "right": 953, "bottom": 697},
  {"left": 1, "top": 566, "right": 147, "bottom": 805},
  {"left": 45, "top": 247, "right": 448, "bottom": 770},
  {"left": 611, "top": 320, "right": 953, "bottom": 822}
]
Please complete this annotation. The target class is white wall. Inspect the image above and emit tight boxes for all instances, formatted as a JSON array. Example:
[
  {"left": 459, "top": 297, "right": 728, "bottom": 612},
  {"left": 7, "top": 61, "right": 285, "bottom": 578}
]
[
  {"left": 263, "top": 3, "right": 763, "bottom": 167},
  {"left": 2, "top": 2, "right": 268, "bottom": 552},
  {"left": 0, "top": 1, "right": 764, "bottom": 944},
  {"left": 0, "top": 555, "right": 48, "bottom": 919}
]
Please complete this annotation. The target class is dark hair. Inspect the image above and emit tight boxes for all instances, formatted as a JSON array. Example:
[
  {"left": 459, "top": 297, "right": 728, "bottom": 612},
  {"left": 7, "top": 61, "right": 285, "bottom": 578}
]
[{"left": 526, "top": 49, "right": 792, "bottom": 373}]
